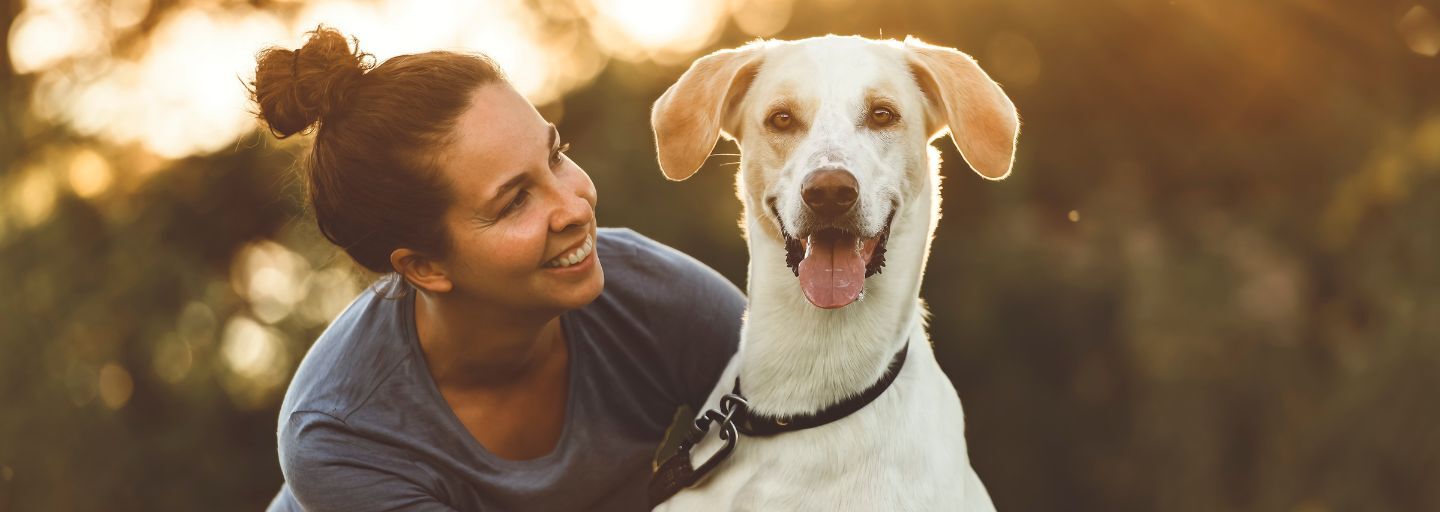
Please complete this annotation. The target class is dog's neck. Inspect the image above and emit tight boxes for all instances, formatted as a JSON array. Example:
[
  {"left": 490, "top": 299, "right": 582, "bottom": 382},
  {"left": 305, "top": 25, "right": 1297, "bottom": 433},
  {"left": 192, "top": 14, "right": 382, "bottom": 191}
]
[{"left": 735, "top": 164, "right": 938, "bottom": 418}]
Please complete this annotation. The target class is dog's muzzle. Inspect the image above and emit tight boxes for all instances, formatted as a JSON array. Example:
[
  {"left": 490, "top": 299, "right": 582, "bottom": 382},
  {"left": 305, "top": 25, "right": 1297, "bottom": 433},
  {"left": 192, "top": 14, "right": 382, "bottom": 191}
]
[{"left": 771, "top": 197, "right": 893, "bottom": 310}]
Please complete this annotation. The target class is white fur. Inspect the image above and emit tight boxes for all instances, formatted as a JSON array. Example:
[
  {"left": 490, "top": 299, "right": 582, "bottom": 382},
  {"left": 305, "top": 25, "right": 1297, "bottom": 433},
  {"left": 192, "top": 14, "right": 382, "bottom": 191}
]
[{"left": 650, "top": 35, "right": 1017, "bottom": 511}]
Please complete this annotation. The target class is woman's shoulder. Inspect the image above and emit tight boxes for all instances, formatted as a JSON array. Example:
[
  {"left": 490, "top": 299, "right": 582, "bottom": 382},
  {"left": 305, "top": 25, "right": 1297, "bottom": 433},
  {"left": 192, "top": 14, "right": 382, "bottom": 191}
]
[
  {"left": 594, "top": 227, "right": 665, "bottom": 261},
  {"left": 589, "top": 229, "right": 746, "bottom": 409},
  {"left": 588, "top": 228, "right": 746, "bottom": 341},
  {"left": 595, "top": 227, "right": 727, "bottom": 277},
  {"left": 594, "top": 227, "right": 742, "bottom": 298},
  {"left": 278, "top": 285, "right": 417, "bottom": 421}
]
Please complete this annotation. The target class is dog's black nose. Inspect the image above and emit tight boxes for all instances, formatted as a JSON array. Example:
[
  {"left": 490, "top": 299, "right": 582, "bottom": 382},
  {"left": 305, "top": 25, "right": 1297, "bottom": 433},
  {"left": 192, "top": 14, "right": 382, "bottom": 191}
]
[{"left": 802, "top": 169, "right": 859, "bottom": 219}]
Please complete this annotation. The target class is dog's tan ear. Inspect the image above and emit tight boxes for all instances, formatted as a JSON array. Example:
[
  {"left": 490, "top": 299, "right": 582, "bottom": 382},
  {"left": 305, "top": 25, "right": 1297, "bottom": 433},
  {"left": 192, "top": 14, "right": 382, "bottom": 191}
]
[
  {"left": 905, "top": 37, "right": 1019, "bottom": 180},
  {"left": 652, "top": 44, "right": 765, "bottom": 181}
]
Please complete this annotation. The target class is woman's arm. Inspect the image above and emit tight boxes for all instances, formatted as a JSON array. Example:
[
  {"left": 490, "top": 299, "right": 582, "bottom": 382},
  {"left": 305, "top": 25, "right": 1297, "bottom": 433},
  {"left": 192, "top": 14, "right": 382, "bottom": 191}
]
[{"left": 274, "top": 412, "right": 461, "bottom": 512}]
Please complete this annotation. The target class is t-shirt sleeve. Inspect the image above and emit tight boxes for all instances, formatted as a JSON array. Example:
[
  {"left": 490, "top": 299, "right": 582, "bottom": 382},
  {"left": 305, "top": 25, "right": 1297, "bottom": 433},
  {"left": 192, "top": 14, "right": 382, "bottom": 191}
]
[
  {"left": 278, "top": 411, "right": 461, "bottom": 512},
  {"left": 639, "top": 241, "right": 746, "bottom": 410},
  {"left": 680, "top": 264, "right": 745, "bottom": 409}
]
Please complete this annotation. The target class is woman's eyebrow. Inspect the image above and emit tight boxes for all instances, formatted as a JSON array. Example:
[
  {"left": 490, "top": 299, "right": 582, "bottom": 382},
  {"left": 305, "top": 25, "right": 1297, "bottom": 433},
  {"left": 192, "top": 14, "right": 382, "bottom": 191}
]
[
  {"left": 482, "top": 123, "right": 559, "bottom": 206},
  {"left": 489, "top": 173, "right": 527, "bottom": 202}
]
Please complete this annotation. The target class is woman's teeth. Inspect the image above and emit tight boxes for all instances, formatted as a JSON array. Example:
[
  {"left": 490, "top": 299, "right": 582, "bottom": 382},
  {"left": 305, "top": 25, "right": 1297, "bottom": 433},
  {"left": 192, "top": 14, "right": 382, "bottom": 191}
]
[{"left": 544, "top": 234, "right": 594, "bottom": 268}]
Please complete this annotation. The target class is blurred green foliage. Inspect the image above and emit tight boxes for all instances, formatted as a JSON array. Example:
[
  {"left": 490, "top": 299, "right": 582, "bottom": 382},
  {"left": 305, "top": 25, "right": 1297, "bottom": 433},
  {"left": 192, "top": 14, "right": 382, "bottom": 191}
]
[{"left": 3, "top": 0, "right": 1439, "bottom": 511}]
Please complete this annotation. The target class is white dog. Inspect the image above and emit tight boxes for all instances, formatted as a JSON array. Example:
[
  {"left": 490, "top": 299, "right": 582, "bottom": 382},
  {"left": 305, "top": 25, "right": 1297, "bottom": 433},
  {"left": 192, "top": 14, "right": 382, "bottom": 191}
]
[{"left": 648, "top": 35, "right": 1018, "bottom": 511}]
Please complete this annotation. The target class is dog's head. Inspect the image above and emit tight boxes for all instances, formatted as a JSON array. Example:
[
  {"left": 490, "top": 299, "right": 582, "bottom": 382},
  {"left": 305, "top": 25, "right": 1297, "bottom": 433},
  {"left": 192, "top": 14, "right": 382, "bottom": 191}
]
[{"left": 652, "top": 35, "right": 1018, "bottom": 309}]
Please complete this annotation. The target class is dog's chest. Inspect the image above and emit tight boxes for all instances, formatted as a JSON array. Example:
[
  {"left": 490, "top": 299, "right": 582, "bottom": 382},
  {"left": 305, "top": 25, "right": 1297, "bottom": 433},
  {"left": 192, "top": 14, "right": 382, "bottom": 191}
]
[{"left": 657, "top": 371, "right": 989, "bottom": 511}]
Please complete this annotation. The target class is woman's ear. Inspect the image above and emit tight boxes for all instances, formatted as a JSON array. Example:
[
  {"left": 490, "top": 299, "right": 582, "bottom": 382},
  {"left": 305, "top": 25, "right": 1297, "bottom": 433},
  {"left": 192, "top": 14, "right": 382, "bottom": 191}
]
[{"left": 390, "top": 248, "right": 453, "bottom": 293}]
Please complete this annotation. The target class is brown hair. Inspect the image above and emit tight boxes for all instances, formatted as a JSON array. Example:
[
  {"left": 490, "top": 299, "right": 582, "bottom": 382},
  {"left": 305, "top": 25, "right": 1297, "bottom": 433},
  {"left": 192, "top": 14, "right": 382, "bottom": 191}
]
[{"left": 250, "top": 26, "right": 504, "bottom": 273}]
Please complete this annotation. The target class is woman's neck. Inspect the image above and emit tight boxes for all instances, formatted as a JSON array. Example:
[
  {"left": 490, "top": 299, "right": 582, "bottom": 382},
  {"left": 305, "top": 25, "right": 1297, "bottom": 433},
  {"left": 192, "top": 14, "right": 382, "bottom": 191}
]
[{"left": 413, "top": 289, "right": 564, "bottom": 389}]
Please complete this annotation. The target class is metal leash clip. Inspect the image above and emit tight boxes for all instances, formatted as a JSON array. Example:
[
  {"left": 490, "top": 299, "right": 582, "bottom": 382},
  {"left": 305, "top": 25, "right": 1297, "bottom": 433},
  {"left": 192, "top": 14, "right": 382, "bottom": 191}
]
[{"left": 679, "top": 392, "right": 749, "bottom": 482}]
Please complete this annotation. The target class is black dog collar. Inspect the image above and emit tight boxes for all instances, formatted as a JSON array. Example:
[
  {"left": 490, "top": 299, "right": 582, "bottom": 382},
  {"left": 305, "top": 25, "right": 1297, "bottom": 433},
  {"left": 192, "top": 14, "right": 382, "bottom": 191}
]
[{"left": 648, "top": 340, "right": 910, "bottom": 507}]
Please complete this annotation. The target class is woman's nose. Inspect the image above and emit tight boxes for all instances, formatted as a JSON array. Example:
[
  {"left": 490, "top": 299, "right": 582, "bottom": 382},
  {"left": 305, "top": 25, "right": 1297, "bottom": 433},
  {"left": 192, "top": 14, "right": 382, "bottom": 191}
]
[{"left": 550, "top": 183, "right": 592, "bottom": 233}]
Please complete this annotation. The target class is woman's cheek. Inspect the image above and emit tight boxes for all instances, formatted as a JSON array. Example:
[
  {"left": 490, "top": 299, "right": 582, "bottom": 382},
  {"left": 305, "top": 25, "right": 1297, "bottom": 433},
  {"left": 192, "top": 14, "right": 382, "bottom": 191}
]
[
  {"left": 519, "top": 207, "right": 553, "bottom": 261},
  {"left": 470, "top": 221, "right": 528, "bottom": 269}
]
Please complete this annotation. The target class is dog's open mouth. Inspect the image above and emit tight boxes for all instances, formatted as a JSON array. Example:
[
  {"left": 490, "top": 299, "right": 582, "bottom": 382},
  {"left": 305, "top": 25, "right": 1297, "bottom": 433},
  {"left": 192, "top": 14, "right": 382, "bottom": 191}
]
[{"left": 777, "top": 209, "right": 893, "bottom": 310}]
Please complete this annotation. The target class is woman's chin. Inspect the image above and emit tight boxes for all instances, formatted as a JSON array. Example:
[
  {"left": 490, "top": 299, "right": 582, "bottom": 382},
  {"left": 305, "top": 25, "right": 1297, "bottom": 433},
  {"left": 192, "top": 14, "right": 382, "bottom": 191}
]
[{"left": 545, "top": 259, "right": 605, "bottom": 311}]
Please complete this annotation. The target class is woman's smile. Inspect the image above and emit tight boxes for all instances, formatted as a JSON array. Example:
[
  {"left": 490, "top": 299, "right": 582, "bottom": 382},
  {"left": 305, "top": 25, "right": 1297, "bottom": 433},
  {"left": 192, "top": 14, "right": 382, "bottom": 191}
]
[{"left": 543, "top": 231, "right": 598, "bottom": 273}]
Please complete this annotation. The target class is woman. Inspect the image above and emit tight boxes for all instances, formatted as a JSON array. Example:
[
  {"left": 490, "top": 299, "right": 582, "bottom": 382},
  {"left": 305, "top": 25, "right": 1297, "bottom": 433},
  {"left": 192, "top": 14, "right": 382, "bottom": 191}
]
[{"left": 252, "top": 27, "right": 744, "bottom": 511}]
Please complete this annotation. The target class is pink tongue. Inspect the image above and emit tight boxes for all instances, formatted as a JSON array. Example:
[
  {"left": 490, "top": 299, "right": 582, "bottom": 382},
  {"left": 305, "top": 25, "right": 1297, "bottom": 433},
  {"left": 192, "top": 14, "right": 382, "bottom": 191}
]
[{"left": 798, "top": 233, "right": 865, "bottom": 309}]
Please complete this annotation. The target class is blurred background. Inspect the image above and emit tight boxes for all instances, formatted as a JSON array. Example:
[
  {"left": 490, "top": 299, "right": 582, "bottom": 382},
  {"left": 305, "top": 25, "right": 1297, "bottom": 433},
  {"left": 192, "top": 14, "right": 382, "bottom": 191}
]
[{"left": 2, "top": 0, "right": 1439, "bottom": 510}]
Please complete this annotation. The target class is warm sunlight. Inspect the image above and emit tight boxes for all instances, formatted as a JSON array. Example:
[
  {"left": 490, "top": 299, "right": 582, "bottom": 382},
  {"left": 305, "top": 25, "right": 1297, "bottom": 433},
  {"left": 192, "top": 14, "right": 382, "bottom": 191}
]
[
  {"left": 588, "top": 0, "right": 728, "bottom": 62},
  {"left": 24, "top": 6, "right": 288, "bottom": 159},
  {"left": 6, "top": 0, "right": 791, "bottom": 168},
  {"left": 219, "top": 315, "right": 292, "bottom": 408},
  {"left": 6, "top": 5, "right": 105, "bottom": 74},
  {"left": 6, "top": 2, "right": 1438, "bottom": 509},
  {"left": 8, "top": 0, "right": 615, "bottom": 163}
]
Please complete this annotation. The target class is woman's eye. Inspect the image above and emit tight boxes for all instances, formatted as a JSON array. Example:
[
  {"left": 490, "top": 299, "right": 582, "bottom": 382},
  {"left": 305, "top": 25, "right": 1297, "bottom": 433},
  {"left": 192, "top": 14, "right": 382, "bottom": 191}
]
[
  {"left": 501, "top": 190, "right": 528, "bottom": 217},
  {"left": 550, "top": 142, "right": 571, "bottom": 167},
  {"left": 868, "top": 107, "right": 898, "bottom": 128}
]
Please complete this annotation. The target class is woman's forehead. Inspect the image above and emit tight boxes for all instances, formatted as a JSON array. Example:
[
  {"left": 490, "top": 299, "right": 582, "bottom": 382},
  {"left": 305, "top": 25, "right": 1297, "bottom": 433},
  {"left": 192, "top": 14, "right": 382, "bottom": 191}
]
[{"left": 441, "top": 83, "right": 550, "bottom": 186}]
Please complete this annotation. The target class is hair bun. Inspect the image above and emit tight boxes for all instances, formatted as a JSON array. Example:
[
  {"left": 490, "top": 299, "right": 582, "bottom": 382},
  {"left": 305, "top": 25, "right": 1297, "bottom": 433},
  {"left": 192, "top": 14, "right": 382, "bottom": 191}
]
[{"left": 252, "top": 26, "right": 372, "bottom": 138}]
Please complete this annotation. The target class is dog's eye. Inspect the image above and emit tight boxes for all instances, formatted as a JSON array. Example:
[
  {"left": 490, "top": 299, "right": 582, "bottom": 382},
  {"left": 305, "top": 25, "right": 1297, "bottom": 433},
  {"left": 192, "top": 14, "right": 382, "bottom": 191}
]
[
  {"left": 869, "top": 107, "right": 898, "bottom": 128},
  {"left": 768, "top": 111, "right": 794, "bottom": 131}
]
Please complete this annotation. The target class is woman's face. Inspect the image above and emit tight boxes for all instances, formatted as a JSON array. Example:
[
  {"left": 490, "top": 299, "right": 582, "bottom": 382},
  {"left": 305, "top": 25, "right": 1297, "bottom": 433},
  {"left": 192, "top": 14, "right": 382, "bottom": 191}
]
[{"left": 431, "top": 82, "right": 602, "bottom": 313}]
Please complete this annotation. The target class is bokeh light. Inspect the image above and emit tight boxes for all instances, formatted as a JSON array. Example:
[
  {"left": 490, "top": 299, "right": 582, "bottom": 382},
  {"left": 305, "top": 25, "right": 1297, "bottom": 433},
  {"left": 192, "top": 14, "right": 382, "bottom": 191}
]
[
  {"left": 6, "top": 2, "right": 106, "bottom": 73},
  {"left": 297, "top": 267, "right": 363, "bottom": 326},
  {"left": 730, "top": 0, "right": 794, "bottom": 37},
  {"left": 231, "top": 240, "right": 311, "bottom": 325},
  {"left": 5, "top": 0, "right": 804, "bottom": 169},
  {"left": 98, "top": 362, "right": 135, "bottom": 410},
  {"left": 587, "top": 0, "right": 729, "bottom": 63},
  {"left": 66, "top": 148, "right": 113, "bottom": 198},
  {"left": 219, "top": 315, "right": 292, "bottom": 408},
  {"left": 1400, "top": 5, "right": 1440, "bottom": 57},
  {"left": 152, "top": 334, "right": 195, "bottom": 384},
  {"left": 9, "top": 164, "right": 58, "bottom": 228}
]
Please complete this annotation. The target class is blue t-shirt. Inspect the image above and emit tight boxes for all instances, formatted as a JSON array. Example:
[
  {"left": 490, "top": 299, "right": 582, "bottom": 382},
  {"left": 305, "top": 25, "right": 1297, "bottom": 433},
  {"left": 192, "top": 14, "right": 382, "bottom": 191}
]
[{"left": 267, "top": 228, "right": 745, "bottom": 511}]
